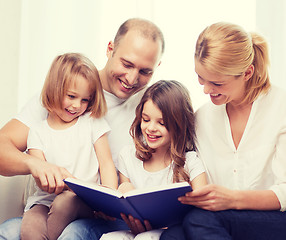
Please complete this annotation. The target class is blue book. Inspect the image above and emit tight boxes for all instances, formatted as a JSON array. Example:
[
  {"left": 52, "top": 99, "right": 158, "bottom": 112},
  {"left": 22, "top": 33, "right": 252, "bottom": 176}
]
[{"left": 64, "top": 178, "right": 193, "bottom": 229}]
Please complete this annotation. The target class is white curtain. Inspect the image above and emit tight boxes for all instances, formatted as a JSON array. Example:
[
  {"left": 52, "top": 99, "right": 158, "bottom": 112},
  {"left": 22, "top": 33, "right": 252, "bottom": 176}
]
[{"left": 17, "top": 0, "right": 285, "bottom": 111}]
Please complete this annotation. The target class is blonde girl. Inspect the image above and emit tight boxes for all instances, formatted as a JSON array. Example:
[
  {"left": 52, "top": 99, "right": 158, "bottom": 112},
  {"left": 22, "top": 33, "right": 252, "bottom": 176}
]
[{"left": 21, "top": 53, "right": 118, "bottom": 240}]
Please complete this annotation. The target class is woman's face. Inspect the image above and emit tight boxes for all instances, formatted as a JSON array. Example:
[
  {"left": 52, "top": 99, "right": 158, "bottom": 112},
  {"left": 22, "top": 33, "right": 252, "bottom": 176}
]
[{"left": 195, "top": 60, "right": 249, "bottom": 106}]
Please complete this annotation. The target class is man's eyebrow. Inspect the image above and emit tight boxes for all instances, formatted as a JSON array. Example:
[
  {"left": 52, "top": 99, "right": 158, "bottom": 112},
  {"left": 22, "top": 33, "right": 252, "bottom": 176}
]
[{"left": 121, "top": 58, "right": 134, "bottom": 66}]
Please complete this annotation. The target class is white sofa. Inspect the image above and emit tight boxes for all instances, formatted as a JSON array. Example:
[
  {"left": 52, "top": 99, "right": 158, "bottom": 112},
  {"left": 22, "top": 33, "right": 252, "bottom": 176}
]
[{"left": 0, "top": 175, "right": 33, "bottom": 224}]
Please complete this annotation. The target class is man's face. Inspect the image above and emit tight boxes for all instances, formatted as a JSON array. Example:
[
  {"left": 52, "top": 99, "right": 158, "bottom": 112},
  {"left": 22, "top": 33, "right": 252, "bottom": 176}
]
[{"left": 104, "top": 30, "right": 162, "bottom": 99}]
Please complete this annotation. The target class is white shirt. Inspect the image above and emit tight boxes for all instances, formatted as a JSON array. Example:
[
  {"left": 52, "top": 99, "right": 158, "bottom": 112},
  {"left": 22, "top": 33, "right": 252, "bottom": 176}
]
[
  {"left": 24, "top": 113, "right": 110, "bottom": 211},
  {"left": 195, "top": 85, "right": 286, "bottom": 211},
  {"left": 118, "top": 145, "right": 206, "bottom": 189},
  {"left": 16, "top": 90, "right": 144, "bottom": 168}
]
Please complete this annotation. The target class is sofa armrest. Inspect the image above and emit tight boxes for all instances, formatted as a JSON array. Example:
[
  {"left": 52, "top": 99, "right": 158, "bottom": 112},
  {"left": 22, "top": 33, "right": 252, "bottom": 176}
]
[{"left": 0, "top": 175, "right": 27, "bottom": 224}]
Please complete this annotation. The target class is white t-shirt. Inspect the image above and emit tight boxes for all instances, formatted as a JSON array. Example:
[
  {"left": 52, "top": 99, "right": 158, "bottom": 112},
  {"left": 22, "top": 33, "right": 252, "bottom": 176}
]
[
  {"left": 16, "top": 90, "right": 144, "bottom": 168},
  {"left": 24, "top": 113, "right": 110, "bottom": 211},
  {"left": 195, "top": 85, "right": 286, "bottom": 211},
  {"left": 117, "top": 145, "right": 206, "bottom": 189}
]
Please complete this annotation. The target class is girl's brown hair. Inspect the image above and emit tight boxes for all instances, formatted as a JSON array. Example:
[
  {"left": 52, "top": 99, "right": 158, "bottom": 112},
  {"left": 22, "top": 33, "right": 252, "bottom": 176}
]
[
  {"left": 41, "top": 53, "right": 107, "bottom": 118},
  {"left": 130, "top": 80, "right": 196, "bottom": 183}
]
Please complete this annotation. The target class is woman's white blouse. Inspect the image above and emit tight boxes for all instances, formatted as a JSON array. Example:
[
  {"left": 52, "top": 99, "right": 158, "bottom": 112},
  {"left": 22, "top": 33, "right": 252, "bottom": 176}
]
[{"left": 195, "top": 86, "right": 286, "bottom": 211}]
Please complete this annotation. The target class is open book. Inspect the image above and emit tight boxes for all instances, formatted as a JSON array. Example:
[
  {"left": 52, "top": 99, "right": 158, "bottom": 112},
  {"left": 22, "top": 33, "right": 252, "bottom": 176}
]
[{"left": 64, "top": 178, "right": 193, "bottom": 229}]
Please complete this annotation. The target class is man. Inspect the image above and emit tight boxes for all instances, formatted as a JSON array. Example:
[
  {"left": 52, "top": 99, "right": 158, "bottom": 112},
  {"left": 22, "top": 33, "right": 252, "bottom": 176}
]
[{"left": 0, "top": 18, "right": 164, "bottom": 239}]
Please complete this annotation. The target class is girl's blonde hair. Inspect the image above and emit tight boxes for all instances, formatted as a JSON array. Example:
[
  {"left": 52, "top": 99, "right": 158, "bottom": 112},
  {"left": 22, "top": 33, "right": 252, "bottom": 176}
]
[
  {"left": 130, "top": 80, "right": 196, "bottom": 183},
  {"left": 195, "top": 22, "right": 271, "bottom": 104},
  {"left": 41, "top": 53, "right": 107, "bottom": 118}
]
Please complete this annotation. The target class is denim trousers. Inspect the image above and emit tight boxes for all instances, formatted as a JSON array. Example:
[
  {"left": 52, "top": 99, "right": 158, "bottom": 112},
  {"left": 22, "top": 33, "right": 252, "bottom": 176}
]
[
  {"left": 160, "top": 208, "right": 286, "bottom": 240},
  {"left": 0, "top": 217, "right": 128, "bottom": 240}
]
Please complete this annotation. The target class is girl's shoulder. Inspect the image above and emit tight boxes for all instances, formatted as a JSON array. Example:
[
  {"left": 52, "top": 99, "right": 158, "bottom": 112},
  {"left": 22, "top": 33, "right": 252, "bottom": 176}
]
[{"left": 185, "top": 151, "right": 198, "bottom": 160}]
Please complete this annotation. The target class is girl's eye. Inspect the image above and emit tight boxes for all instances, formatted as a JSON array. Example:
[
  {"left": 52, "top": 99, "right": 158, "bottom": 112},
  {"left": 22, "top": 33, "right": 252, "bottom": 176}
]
[
  {"left": 213, "top": 83, "right": 222, "bottom": 87},
  {"left": 82, "top": 99, "right": 89, "bottom": 103},
  {"left": 68, "top": 95, "right": 75, "bottom": 99},
  {"left": 142, "top": 118, "right": 149, "bottom": 122},
  {"left": 159, "top": 122, "right": 165, "bottom": 126}
]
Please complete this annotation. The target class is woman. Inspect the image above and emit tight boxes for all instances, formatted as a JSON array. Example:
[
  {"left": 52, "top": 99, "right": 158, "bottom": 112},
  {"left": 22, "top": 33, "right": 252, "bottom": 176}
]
[{"left": 161, "top": 22, "right": 286, "bottom": 240}]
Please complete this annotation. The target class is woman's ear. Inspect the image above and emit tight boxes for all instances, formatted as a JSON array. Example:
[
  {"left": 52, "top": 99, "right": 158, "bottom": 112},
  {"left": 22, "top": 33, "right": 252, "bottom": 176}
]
[
  {"left": 106, "top": 41, "right": 114, "bottom": 58},
  {"left": 244, "top": 64, "right": 254, "bottom": 81}
]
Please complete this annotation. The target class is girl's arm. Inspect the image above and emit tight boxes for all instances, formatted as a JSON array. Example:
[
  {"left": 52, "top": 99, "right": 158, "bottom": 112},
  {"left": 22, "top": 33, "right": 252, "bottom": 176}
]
[
  {"left": 190, "top": 172, "right": 208, "bottom": 190},
  {"left": 118, "top": 172, "right": 135, "bottom": 193},
  {"left": 94, "top": 133, "right": 118, "bottom": 189}
]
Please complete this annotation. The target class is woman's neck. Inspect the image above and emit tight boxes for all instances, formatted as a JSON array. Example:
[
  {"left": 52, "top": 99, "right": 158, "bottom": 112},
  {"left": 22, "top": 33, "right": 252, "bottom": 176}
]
[{"left": 226, "top": 102, "right": 253, "bottom": 149}]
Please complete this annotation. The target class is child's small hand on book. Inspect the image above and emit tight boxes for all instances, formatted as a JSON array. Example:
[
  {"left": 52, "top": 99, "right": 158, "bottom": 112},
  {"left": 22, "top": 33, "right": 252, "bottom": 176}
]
[
  {"left": 93, "top": 211, "right": 116, "bottom": 221},
  {"left": 120, "top": 213, "right": 152, "bottom": 235}
]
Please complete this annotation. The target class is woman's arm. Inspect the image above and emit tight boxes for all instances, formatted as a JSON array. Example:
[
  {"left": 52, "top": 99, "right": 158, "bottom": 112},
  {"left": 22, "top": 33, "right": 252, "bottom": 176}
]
[
  {"left": 179, "top": 184, "right": 280, "bottom": 211},
  {"left": 95, "top": 133, "right": 118, "bottom": 189}
]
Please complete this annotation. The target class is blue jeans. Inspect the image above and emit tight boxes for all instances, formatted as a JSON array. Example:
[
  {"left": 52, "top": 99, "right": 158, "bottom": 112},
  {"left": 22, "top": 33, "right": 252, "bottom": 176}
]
[
  {"left": 160, "top": 208, "right": 286, "bottom": 240},
  {"left": 0, "top": 217, "right": 128, "bottom": 240}
]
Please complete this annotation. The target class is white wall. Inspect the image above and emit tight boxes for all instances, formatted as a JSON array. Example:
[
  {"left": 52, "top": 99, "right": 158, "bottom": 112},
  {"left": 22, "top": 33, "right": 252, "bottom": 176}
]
[{"left": 0, "top": 0, "right": 21, "bottom": 128}]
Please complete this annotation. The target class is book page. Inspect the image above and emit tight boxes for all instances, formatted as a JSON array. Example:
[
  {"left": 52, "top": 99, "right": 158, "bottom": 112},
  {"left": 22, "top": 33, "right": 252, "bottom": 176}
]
[
  {"left": 64, "top": 178, "right": 123, "bottom": 198},
  {"left": 123, "top": 181, "right": 191, "bottom": 197}
]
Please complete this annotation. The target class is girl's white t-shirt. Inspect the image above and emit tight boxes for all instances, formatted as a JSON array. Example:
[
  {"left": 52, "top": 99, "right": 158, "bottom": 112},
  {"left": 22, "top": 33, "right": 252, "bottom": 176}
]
[
  {"left": 118, "top": 144, "right": 205, "bottom": 189},
  {"left": 24, "top": 113, "right": 110, "bottom": 211}
]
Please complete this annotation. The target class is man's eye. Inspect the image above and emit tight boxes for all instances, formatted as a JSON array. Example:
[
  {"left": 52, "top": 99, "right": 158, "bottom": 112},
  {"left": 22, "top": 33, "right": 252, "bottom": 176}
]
[
  {"left": 139, "top": 70, "right": 152, "bottom": 76},
  {"left": 123, "top": 62, "right": 132, "bottom": 68}
]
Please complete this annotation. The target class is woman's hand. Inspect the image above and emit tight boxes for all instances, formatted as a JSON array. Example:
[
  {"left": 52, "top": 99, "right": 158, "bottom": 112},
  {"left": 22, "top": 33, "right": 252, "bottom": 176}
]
[
  {"left": 121, "top": 213, "right": 152, "bottom": 235},
  {"left": 179, "top": 184, "right": 237, "bottom": 211}
]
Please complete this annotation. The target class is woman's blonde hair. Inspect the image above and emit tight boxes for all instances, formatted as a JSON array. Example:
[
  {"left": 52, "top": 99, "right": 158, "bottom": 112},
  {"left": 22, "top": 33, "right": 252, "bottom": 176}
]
[
  {"left": 195, "top": 22, "right": 271, "bottom": 104},
  {"left": 130, "top": 80, "right": 196, "bottom": 183},
  {"left": 41, "top": 53, "right": 106, "bottom": 118}
]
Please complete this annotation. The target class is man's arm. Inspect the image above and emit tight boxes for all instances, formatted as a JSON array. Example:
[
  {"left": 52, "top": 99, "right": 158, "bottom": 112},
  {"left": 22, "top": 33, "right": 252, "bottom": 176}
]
[
  {"left": 0, "top": 119, "right": 73, "bottom": 194},
  {"left": 0, "top": 119, "right": 30, "bottom": 175}
]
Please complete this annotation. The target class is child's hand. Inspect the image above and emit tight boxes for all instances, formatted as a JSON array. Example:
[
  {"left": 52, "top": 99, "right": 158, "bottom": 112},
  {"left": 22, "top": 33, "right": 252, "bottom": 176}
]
[
  {"left": 120, "top": 213, "right": 152, "bottom": 235},
  {"left": 94, "top": 211, "right": 116, "bottom": 221}
]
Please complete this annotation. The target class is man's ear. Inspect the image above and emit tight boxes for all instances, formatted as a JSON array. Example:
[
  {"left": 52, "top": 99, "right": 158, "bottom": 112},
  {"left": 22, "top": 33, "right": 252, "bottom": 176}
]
[
  {"left": 106, "top": 41, "right": 114, "bottom": 58},
  {"left": 244, "top": 64, "right": 254, "bottom": 81}
]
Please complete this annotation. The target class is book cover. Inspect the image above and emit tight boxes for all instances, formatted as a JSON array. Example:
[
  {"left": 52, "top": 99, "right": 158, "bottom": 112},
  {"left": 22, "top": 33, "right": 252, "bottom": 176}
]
[{"left": 64, "top": 178, "right": 193, "bottom": 228}]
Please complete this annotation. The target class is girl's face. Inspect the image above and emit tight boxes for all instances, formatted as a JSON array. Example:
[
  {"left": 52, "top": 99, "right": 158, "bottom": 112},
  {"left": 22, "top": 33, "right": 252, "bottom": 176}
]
[
  {"left": 195, "top": 60, "right": 249, "bottom": 106},
  {"left": 54, "top": 76, "right": 91, "bottom": 124},
  {"left": 141, "top": 99, "right": 171, "bottom": 152}
]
